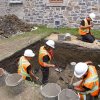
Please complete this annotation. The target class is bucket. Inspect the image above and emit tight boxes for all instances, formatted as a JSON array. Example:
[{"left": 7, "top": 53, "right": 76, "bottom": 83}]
[
  {"left": 70, "top": 62, "right": 76, "bottom": 67},
  {"left": 58, "top": 34, "right": 65, "bottom": 41},
  {"left": 5, "top": 73, "right": 24, "bottom": 94},
  {"left": 65, "top": 33, "right": 71, "bottom": 41},
  {"left": 0, "top": 68, "right": 5, "bottom": 86},
  {"left": 70, "top": 62, "right": 76, "bottom": 69},
  {"left": 58, "top": 89, "right": 79, "bottom": 100},
  {"left": 41, "top": 83, "right": 61, "bottom": 100}
]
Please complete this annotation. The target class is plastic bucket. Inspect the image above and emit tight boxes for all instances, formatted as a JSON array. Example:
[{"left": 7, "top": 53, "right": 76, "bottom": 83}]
[
  {"left": 5, "top": 73, "right": 24, "bottom": 94},
  {"left": 70, "top": 62, "right": 76, "bottom": 67},
  {"left": 58, "top": 89, "right": 79, "bottom": 100},
  {"left": 0, "top": 68, "right": 5, "bottom": 86},
  {"left": 70, "top": 62, "right": 76, "bottom": 70},
  {"left": 41, "top": 83, "right": 61, "bottom": 100}
]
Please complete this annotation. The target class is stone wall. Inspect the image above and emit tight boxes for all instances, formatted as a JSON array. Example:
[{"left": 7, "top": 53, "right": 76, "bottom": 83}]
[{"left": 0, "top": 0, "right": 100, "bottom": 29}]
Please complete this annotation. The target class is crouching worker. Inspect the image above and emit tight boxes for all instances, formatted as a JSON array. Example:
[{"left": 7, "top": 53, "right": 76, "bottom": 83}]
[
  {"left": 79, "top": 13, "right": 96, "bottom": 43},
  {"left": 38, "top": 40, "right": 55, "bottom": 84},
  {"left": 18, "top": 49, "right": 39, "bottom": 81},
  {"left": 68, "top": 61, "right": 99, "bottom": 100}
]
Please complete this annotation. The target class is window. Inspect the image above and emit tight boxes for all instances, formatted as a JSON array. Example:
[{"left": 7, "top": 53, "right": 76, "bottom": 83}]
[
  {"left": 45, "top": 0, "right": 67, "bottom": 6},
  {"left": 49, "top": 0, "right": 63, "bottom": 3},
  {"left": 9, "top": 0, "right": 23, "bottom": 4}
]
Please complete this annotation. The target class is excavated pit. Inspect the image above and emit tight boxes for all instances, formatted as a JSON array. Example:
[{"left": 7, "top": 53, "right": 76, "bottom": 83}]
[{"left": 0, "top": 40, "right": 100, "bottom": 89}]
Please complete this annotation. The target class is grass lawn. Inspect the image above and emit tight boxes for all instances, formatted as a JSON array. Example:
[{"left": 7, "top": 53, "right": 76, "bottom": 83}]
[
  {"left": 33, "top": 25, "right": 100, "bottom": 39},
  {"left": 1, "top": 25, "right": 100, "bottom": 42}
]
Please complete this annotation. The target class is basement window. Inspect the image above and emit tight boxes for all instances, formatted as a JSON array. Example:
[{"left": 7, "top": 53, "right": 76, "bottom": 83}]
[
  {"left": 49, "top": 0, "right": 63, "bottom": 3},
  {"left": 9, "top": 0, "right": 23, "bottom": 4}
]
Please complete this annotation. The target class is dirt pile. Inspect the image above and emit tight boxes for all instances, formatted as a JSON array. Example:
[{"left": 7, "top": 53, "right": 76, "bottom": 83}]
[{"left": 0, "top": 14, "right": 33, "bottom": 38}]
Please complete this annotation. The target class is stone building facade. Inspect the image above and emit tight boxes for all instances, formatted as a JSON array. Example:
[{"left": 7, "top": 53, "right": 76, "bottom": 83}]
[{"left": 0, "top": 0, "right": 100, "bottom": 29}]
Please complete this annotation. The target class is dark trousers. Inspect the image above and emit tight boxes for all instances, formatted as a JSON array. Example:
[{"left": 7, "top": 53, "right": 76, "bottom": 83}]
[
  {"left": 86, "top": 94, "right": 98, "bottom": 100},
  {"left": 41, "top": 67, "right": 49, "bottom": 84},
  {"left": 81, "top": 33, "right": 95, "bottom": 43}
]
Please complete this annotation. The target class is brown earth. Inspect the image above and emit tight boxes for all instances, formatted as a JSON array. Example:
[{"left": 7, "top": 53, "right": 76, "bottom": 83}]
[
  {"left": 0, "top": 39, "right": 100, "bottom": 82},
  {"left": 0, "top": 14, "right": 33, "bottom": 38}
]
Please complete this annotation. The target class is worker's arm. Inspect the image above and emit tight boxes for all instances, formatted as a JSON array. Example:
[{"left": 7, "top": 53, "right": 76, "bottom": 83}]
[
  {"left": 43, "top": 55, "right": 55, "bottom": 68},
  {"left": 74, "top": 85, "right": 91, "bottom": 92},
  {"left": 27, "top": 65, "right": 39, "bottom": 80},
  {"left": 29, "top": 70, "right": 39, "bottom": 80},
  {"left": 80, "top": 20, "right": 93, "bottom": 29},
  {"left": 80, "top": 25, "right": 92, "bottom": 29}
]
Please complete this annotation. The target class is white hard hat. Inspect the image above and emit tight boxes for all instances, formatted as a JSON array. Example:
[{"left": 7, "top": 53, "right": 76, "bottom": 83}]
[
  {"left": 74, "top": 62, "right": 88, "bottom": 78},
  {"left": 46, "top": 40, "right": 55, "bottom": 48},
  {"left": 24, "top": 49, "right": 35, "bottom": 57},
  {"left": 89, "top": 13, "right": 96, "bottom": 20}
]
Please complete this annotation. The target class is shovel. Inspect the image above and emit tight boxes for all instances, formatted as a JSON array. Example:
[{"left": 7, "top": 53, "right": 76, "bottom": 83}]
[
  {"left": 69, "top": 75, "right": 75, "bottom": 85},
  {"left": 69, "top": 62, "right": 76, "bottom": 85}
]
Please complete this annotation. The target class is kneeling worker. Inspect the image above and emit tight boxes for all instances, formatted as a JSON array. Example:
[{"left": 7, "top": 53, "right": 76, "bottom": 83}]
[
  {"left": 18, "top": 49, "right": 39, "bottom": 81},
  {"left": 79, "top": 13, "right": 96, "bottom": 43},
  {"left": 38, "top": 40, "right": 55, "bottom": 84},
  {"left": 68, "top": 61, "right": 99, "bottom": 100}
]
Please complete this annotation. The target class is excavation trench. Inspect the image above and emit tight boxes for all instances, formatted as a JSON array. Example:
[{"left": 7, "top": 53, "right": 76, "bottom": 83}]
[{"left": 0, "top": 40, "right": 100, "bottom": 89}]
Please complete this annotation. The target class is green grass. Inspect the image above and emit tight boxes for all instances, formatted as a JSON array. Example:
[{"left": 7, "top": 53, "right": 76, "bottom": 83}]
[
  {"left": 91, "top": 29, "right": 100, "bottom": 39},
  {"left": 33, "top": 25, "right": 100, "bottom": 39},
  {"left": 1, "top": 25, "right": 100, "bottom": 42},
  {"left": 33, "top": 25, "right": 78, "bottom": 35}
]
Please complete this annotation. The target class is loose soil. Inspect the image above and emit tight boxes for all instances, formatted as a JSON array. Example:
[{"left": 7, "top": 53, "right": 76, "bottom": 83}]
[{"left": 0, "top": 14, "right": 33, "bottom": 38}]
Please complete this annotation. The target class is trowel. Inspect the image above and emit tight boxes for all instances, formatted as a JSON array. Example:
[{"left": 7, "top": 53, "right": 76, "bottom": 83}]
[
  {"left": 52, "top": 57, "right": 63, "bottom": 73},
  {"left": 55, "top": 67, "right": 62, "bottom": 72}
]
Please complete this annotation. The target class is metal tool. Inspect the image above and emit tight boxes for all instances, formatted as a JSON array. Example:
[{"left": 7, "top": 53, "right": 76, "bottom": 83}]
[
  {"left": 37, "top": 79, "right": 43, "bottom": 85},
  {"left": 52, "top": 57, "right": 62, "bottom": 73}
]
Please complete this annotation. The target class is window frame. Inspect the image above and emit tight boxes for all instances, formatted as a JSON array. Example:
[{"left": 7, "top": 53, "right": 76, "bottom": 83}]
[
  {"left": 49, "top": 0, "right": 63, "bottom": 3},
  {"left": 9, "top": 0, "right": 23, "bottom": 4},
  {"left": 44, "top": 0, "right": 67, "bottom": 6}
]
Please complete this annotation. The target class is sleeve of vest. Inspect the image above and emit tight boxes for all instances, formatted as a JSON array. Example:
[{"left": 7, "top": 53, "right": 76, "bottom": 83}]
[
  {"left": 27, "top": 65, "right": 31, "bottom": 74},
  {"left": 83, "top": 82, "right": 94, "bottom": 89},
  {"left": 80, "top": 20, "right": 85, "bottom": 26}
]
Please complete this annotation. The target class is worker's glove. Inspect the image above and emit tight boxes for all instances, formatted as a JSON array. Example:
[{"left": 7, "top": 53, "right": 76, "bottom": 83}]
[{"left": 68, "top": 84, "right": 74, "bottom": 89}]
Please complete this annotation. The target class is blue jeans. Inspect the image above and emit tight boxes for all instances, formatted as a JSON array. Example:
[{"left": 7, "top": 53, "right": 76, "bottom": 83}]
[{"left": 81, "top": 33, "right": 95, "bottom": 43}]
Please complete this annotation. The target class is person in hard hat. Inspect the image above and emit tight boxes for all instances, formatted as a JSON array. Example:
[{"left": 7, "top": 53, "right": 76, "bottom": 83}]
[
  {"left": 38, "top": 40, "right": 55, "bottom": 84},
  {"left": 68, "top": 61, "right": 99, "bottom": 100},
  {"left": 18, "top": 49, "right": 39, "bottom": 81},
  {"left": 79, "top": 13, "right": 96, "bottom": 43}
]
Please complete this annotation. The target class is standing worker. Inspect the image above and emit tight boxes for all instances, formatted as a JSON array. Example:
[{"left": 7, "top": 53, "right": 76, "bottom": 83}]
[
  {"left": 68, "top": 61, "right": 99, "bottom": 100},
  {"left": 18, "top": 49, "right": 39, "bottom": 81},
  {"left": 79, "top": 13, "right": 96, "bottom": 43},
  {"left": 38, "top": 40, "right": 55, "bottom": 84}
]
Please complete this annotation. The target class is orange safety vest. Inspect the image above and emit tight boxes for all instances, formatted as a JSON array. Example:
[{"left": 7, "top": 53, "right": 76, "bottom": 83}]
[
  {"left": 18, "top": 56, "right": 31, "bottom": 79},
  {"left": 79, "top": 18, "right": 91, "bottom": 35},
  {"left": 79, "top": 65, "right": 99, "bottom": 100},
  {"left": 38, "top": 46, "right": 51, "bottom": 67}
]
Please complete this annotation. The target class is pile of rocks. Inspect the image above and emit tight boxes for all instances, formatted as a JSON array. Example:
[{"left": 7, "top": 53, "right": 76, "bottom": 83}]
[{"left": 0, "top": 14, "right": 33, "bottom": 38}]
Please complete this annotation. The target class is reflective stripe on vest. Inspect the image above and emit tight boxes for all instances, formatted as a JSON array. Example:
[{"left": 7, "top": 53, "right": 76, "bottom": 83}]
[
  {"left": 18, "top": 56, "right": 30, "bottom": 78},
  {"left": 85, "top": 66, "right": 98, "bottom": 83},
  {"left": 79, "top": 19, "right": 90, "bottom": 35},
  {"left": 79, "top": 66, "right": 99, "bottom": 95}
]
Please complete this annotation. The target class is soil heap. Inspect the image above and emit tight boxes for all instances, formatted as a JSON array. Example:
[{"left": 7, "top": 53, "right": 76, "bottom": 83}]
[{"left": 0, "top": 14, "right": 33, "bottom": 38}]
